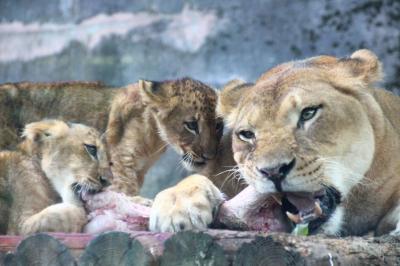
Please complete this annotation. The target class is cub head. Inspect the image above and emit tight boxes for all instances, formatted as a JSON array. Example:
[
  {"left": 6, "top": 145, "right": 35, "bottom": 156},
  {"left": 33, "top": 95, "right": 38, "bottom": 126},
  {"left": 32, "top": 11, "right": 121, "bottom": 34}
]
[
  {"left": 139, "top": 78, "right": 223, "bottom": 171},
  {"left": 219, "top": 50, "right": 383, "bottom": 232},
  {"left": 21, "top": 119, "right": 113, "bottom": 204}
]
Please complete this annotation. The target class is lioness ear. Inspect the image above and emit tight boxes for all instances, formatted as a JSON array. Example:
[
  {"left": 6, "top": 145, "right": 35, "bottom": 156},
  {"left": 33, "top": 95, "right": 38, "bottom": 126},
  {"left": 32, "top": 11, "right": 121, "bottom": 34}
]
[
  {"left": 343, "top": 49, "right": 383, "bottom": 84},
  {"left": 138, "top": 79, "right": 169, "bottom": 105},
  {"left": 217, "top": 79, "right": 252, "bottom": 126}
]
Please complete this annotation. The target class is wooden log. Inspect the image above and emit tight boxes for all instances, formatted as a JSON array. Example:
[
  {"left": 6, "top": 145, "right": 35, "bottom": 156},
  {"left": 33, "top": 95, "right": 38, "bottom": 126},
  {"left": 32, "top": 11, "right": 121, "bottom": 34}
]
[
  {"left": 5, "top": 233, "right": 75, "bottom": 266},
  {"left": 233, "top": 236, "right": 300, "bottom": 266},
  {"left": 129, "top": 231, "right": 172, "bottom": 260},
  {"left": 78, "top": 231, "right": 154, "bottom": 266},
  {"left": 0, "top": 233, "right": 93, "bottom": 258},
  {"left": 129, "top": 230, "right": 400, "bottom": 265},
  {"left": 1, "top": 231, "right": 400, "bottom": 265},
  {"left": 1, "top": 253, "right": 15, "bottom": 266},
  {"left": 160, "top": 231, "right": 228, "bottom": 266},
  {"left": 265, "top": 234, "right": 400, "bottom": 266},
  {"left": 210, "top": 231, "right": 400, "bottom": 265}
]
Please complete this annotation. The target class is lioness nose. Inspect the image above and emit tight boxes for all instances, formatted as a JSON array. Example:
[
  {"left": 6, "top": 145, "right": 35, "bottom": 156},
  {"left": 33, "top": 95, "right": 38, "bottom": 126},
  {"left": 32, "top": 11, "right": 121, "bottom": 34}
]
[{"left": 257, "top": 159, "right": 296, "bottom": 190}]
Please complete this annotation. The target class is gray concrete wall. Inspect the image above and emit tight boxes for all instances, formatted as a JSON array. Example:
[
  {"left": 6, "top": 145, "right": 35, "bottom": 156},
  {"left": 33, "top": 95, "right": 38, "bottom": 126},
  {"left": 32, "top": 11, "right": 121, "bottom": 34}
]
[{"left": 1, "top": 0, "right": 399, "bottom": 197}]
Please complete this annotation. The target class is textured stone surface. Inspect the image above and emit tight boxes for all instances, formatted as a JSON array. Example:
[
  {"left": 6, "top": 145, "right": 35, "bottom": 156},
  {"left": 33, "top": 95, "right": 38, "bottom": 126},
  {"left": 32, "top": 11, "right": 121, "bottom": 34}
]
[{"left": 1, "top": 0, "right": 399, "bottom": 196}]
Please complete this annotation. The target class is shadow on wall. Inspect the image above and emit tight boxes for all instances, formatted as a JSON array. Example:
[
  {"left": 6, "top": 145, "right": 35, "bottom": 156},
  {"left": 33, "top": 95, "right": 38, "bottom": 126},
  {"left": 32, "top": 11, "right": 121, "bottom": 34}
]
[{"left": 0, "top": 0, "right": 399, "bottom": 196}]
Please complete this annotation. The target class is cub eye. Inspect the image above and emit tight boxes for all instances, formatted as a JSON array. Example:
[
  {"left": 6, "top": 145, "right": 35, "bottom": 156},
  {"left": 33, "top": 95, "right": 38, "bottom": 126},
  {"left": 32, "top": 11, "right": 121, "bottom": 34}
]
[
  {"left": 299, "top": 105, "right": 321, "bottom": 125},
  {"left": 84, "top": 144, "right": 98, "bottom": 160},
  {"left": 237, "top": 130, "right": 255, "bottom": 142},
  {"left": 184, "top": 121, "right": 198, "bottom": 135}
]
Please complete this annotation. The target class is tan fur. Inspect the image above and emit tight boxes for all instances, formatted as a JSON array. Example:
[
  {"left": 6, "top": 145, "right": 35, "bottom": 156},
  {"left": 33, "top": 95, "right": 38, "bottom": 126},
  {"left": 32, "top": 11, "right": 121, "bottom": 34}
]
[
  {"left": 106, "top": 78, "right": 222, "bottom": 195},
  {"left": 216, "top": 49, "right": 400, "bottom": 236},
  {"left": 0, "top": 119, "right": 112, "bottom": 235},
  {"left": 151, "top": 50, "right": 400, "bottom": 236},
  {"left": 0, "top": 78, "right": 221, "bottom": 196},
  {"left": 0, "top": 81, "right": 114, "bottom": 150},
  {"left": 149, "top": 174, "right": 224, "bottom": 232},
  {"left": 148, "top": 81, "right": 252, "bottom": 233}
]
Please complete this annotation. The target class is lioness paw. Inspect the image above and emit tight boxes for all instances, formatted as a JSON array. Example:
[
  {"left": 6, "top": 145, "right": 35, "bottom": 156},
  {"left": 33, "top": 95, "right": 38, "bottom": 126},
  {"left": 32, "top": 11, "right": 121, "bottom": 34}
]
[{"left": 149, "top": 174, "right": 225, "bottom": 232}]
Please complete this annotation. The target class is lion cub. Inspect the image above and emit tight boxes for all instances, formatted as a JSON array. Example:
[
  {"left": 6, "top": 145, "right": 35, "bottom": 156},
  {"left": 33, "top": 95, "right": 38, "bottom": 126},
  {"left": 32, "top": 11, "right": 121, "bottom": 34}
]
[
  {"left": 0, "top": 78, "right": 222, "bottom": 197},
  {"left": 0, "top": 119, "right": 112, "bottom": 235}
]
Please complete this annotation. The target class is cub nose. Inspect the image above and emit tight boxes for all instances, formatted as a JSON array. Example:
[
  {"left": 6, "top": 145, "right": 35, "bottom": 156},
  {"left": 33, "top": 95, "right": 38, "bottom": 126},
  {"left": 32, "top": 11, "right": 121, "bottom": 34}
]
[
  {"left": 99, "top": 168, "right": 114, "bottom": 187},
  {"left": 257, "top": 159, "right": 296, "bottom": 190},
  {"left": 99, "top": 176, "right": 111, "bottom": 187}
]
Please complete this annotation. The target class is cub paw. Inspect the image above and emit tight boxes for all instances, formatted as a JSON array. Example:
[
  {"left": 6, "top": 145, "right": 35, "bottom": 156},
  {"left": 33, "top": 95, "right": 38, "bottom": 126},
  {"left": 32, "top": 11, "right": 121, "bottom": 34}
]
[
  {"left": 149, "top": 174, "right": 225, "bottom": 232},
  {"left": 20, "top": 203, "right": 87, "bottom": 234}
]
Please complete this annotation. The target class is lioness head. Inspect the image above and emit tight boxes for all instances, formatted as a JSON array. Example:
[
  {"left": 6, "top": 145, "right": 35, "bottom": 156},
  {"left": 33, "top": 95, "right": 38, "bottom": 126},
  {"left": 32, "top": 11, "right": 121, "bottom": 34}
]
[
  {"left": 21, "top": 119, "right": 113, "bottom": 204},
  {"left": 140, "top": 78, "right": 223, "bottom": 171},
  {"left": 219, "top": 50, "right": 382, "bottom": 233}
]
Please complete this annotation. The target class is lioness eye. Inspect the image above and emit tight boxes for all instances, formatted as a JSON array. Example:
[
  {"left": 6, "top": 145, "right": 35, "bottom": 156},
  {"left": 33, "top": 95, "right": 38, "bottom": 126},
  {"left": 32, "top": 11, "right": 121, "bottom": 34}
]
[
  {"left": 184, "top": 121, "right": 198, "bottom": 135},
  {"left": 84, "top": 144, "right": 98, "bottom": 160},
  {"left": 237, "top": 130, "right": 255, "bottom": 142},
  {"left": 299, "top": 106, "right": 321, "bottom": 123}
]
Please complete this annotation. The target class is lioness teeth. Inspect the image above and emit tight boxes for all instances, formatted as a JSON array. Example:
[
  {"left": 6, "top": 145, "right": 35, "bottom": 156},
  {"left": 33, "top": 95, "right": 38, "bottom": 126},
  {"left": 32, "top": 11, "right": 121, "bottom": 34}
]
[
  {"left": 314, "top": 201, "right": 323, "bottom": 217},
  {"left": 272, "top": 195, "right": 282, "bottom": 205},
  {"left": 286, "top": 211, "right": 301, "bottom": 224},
  {"left": 286, "top": 201, "right": 323, "bottom": 224}
]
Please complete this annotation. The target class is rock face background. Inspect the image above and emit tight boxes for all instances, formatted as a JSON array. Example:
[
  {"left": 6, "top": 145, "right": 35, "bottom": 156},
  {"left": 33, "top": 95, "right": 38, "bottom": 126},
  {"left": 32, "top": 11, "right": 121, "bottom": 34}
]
[{"left": 1, "top": 0, "right": 399, "bottom": 197}]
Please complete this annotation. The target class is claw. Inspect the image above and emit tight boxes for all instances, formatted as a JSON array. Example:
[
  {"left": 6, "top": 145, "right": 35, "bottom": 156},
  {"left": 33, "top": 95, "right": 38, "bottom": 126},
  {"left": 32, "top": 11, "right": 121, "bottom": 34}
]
[
  {"left": 286, "top": 211, "right": 301, "bottom": 224},
  {"left": 272, "top": 195, "right": 282, "bottom": 206}
]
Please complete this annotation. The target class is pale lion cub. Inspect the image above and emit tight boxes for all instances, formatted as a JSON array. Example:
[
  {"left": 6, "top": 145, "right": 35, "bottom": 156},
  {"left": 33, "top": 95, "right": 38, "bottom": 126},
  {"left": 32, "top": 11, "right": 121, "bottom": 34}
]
[{"left": 0, "top": 119, "right": 112, "bottom": 235}]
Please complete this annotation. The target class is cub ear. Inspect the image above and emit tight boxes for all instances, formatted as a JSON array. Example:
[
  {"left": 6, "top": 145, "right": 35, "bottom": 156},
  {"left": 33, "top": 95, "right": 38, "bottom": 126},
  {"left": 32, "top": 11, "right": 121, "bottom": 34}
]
[
  {"left": 21, "top": 119, "right": 69, "bottom": 142},
  {"left": 19, "top": 119, "right": 69, "bottom": 155},
  {"left": 217, "top": 79, "right": 253, "bottom": 126},
  {"left": 343, "top": 49, "right": 383, "bottom": 84},
  {"left": 138, "top": 79, "right": 169, "bottom": 105}
]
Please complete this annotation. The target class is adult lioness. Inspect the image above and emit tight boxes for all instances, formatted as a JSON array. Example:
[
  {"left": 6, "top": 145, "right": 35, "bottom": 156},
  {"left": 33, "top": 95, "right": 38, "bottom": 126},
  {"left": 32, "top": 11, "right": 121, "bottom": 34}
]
[
  {"left": 0, "top": 78, "right": 222, "bottom": 196},
  {"left": 0, "top": 119, "right": 112, "bottom": 235},
  {"left": 151, "top": 50, "right": 400, "bottom": 236}
]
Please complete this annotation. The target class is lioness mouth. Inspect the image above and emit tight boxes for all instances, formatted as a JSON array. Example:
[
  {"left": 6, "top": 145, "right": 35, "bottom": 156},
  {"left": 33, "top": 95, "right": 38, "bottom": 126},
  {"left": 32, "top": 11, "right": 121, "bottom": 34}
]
[
  {"left": 281, "top": 190, "right": 325, "bottom": 225},
  {"left": 215, "top": 185, "right": 341, "bottom": 234}
]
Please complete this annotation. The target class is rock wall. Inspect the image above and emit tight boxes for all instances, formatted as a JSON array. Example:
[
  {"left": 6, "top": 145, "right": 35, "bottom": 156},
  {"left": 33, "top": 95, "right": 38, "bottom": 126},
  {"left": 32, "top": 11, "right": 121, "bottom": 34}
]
[{"left": 1, "top": 0, "right": 399, "bottom": 196}]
